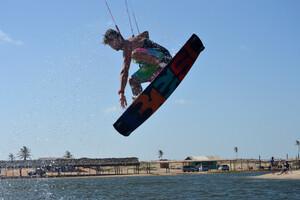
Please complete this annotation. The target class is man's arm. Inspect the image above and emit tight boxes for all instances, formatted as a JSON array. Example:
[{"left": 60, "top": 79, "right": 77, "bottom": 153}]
[
  {"left": 118, "top": 51, "right": 131, "bottom": 108},
  {"left": 119, "top": 52, "right": 131, "bottom": 94},
  {"left": 137, "top": 31, "right": 149, "bottom": 39},
  {"left": 131, "top": 31, "right": 149, "bottom": 41}
]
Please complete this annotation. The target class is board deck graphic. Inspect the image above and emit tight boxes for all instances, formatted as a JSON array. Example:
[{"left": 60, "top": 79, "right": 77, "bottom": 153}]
[{"left": 114, "top": 34, "right": 205, "bottom": 136}]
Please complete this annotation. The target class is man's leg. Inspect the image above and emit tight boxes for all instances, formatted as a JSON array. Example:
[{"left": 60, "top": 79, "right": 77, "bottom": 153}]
[
  {"left": 129, "top": 62, "right": 159, "bottom": 99},
  {"left": 129, "top": 48, "right": 172, "bottom": 98},
  {"left": 129, "top": 77, "right": 142, "bottom": 98}
]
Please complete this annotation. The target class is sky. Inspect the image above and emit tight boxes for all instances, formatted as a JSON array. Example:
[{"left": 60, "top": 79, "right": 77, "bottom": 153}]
[{"left": 0, "top": 0, "right": 299, "bottom": 161}]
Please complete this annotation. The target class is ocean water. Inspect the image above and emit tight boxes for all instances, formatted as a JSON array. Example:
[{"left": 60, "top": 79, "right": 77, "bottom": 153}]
[{"left": 1, "top": 173, "right": 300, "bottom": 200}]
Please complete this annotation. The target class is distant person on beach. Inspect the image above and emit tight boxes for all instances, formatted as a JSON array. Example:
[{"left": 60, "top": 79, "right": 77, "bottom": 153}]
[
  {"left": 279, "top": 161, "right": 290, "bottom": 175},
  {"left": 270, "top": 156, "right": 275, "bottom": 173}
]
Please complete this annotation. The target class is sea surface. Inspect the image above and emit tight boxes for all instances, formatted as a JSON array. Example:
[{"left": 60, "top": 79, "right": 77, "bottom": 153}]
[{"left": 1, "top": 173, "right": 300, "bottom": 200}]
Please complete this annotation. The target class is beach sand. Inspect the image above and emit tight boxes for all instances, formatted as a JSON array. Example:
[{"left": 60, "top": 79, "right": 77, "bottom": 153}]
[{"left": 254, "top": 170, "right": 300, "bottom": 180}]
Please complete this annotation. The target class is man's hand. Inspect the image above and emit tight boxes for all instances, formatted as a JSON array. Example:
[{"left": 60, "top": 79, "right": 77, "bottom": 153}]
[{"left": 119, "top": 93, "right": 127, "bottom": 109}]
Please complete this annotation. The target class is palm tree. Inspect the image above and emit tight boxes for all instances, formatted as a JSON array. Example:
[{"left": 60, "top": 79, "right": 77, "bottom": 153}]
[
  {"left": 18, "top": 146, "right": 31, "bottom": 161},
  {"left": 17, "top": 146, "right": 31, "bottom": 177},
  {"left": 8, "top": 153, "right": 16, "bottom": 176},
  {"left": 234, "top": 147, "right": 238, "bottom": 159},
  {"left": 8, "top": 153, "right": 15, "bottom": 161},
  {"left": 158, "top": 150, "right": 163, "bottom": 160},
  {"left": 64, "top": 151, "right": 73, "bottom": 159},
  {"left": 296, "top": 140, "right": 300, "bottom": 160}
]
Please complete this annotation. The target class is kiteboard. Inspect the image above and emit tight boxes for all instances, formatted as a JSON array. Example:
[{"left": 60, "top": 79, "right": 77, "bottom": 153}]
[{"left": 113, "top": 34, "right": 205, "bottom": 136}]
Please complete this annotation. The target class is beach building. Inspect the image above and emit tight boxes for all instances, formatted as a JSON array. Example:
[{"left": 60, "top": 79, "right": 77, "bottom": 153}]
[{"left": 184, "top": 156, "right": 223, "bottom": 170}]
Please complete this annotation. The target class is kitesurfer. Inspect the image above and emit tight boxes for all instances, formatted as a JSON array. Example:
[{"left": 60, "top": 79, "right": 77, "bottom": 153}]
[{"left": 103, "top": 29, "right": 172, "bottom": 108}]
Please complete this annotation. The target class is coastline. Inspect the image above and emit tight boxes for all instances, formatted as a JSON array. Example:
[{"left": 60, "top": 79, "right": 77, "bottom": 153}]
[
  {"left": 0, "top": 169, "right": 184, "bottom": 180},
  {"left": 0, "top": 170, "right": 265, "bottom": 180},
  {"left": 252, "top": 170, "right": 300, "bottom": 180},
  {"left": 3, "top": 170, "right": 300, "bottom": 181},
  {"left": 2, "top": 158, "right": 300, "bottom": 181}
]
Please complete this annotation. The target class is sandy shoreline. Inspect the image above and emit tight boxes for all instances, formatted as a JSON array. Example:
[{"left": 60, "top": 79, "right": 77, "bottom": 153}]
[
  {"left": 2, "top": 169, "right": 300, "bottom": 180},
  {"left": 252, "top": 170, "right": 300, "bottom": 180},
  {"left": 0, "top": 169, "right": 187, "bottom": 180}
]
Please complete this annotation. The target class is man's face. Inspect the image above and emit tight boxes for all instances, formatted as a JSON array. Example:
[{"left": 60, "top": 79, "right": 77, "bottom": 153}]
[{"left": 109, "top": 37, "right": 122, "bottom": 51}]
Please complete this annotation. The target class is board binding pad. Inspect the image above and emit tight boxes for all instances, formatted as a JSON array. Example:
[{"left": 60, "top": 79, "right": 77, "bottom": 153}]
[{"left": 114, "top": 34, "right": 205, "bottom": 136}]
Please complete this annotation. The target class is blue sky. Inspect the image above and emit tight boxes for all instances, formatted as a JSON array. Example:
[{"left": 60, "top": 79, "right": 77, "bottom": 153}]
[{"left": 0, "top": 0, "right": 299, "bottom": 161}]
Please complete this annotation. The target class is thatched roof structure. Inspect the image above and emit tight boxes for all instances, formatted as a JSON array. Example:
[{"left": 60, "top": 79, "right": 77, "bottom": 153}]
[{"left": 0, "top": 157, "right": 139, "bottom": 168}]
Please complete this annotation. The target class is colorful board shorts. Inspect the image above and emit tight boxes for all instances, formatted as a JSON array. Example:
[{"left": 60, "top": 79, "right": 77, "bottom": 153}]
[{"left": 132, "top": 48, "right": 171, "bottom": 83}]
